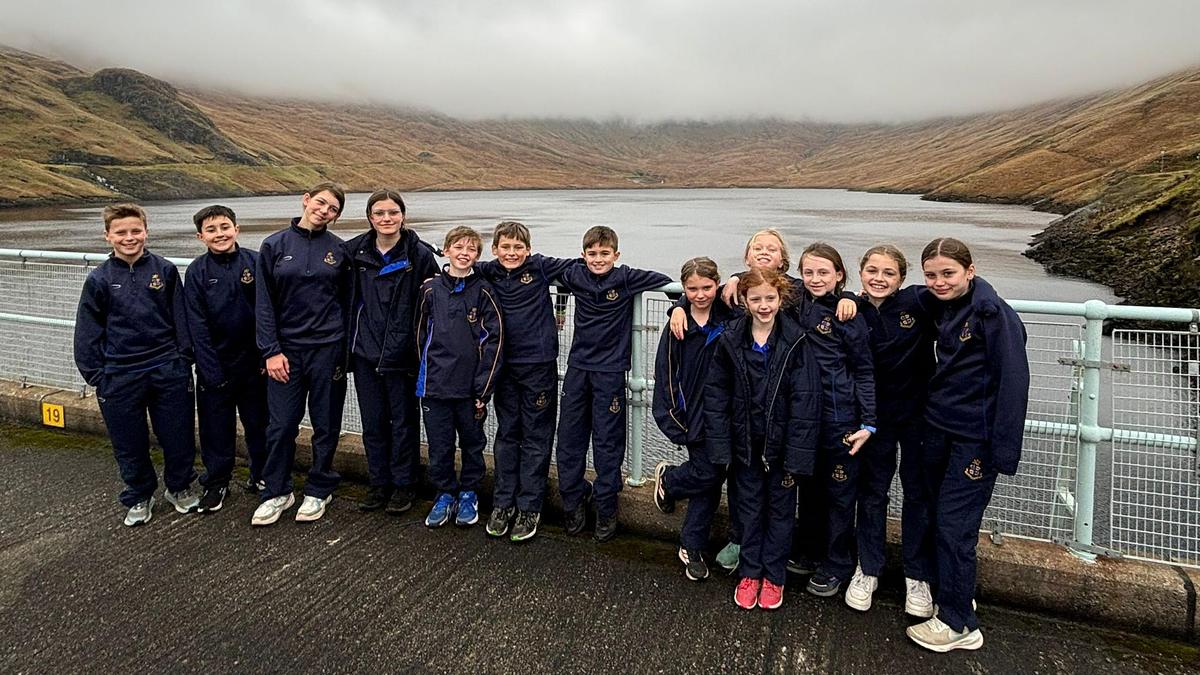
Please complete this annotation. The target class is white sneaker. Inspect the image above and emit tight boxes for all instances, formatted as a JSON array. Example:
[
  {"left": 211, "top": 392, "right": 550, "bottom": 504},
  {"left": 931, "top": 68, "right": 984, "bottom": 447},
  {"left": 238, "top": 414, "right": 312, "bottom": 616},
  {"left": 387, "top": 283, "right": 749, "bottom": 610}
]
[
  {"left": 123, "top": 497, "right": 155, "bottom": 527},
  {"left": 251, "top": 493, "right": 295, "bottom": 526},
  {"left": 844, "top": 565, "right": 878, "bottom": 611},
  {"left": 164, "top": 486, "right": 200, "bottom": 514},
  {"left": 905, "top": 577, "right": 934, "bottom": 618},
  {"left": 295, "top": 494, "right": 332, "bottom": 522},
  {"left": 906, "top": 616, "right": 984, "bottom": 652}
]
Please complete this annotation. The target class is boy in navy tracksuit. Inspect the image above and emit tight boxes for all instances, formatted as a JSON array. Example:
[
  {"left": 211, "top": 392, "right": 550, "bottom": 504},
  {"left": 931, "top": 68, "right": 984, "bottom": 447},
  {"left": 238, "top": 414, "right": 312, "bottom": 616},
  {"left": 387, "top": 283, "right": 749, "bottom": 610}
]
[
  {"left": 183, "top": 205, "right": 268, "bottom": 514},
  {"left": 652, "top": 257, "right": 737, "bottom": 580},
  {"left": 555, "top": 226, "right": 672, "bottom": 542},
  {"left": 416, "top": 226, "right": 504, "bottom": 529},
  {"left": 476, "top": 221, "right": 577, "bottom": 542},
  {"left": 252, "top": 182, "right": 352, "bottom": 526},
  {"left": 74, "top": 203, "right": 199, "bottom": 526},
  {"left": 345, "top": 189, "right": 439, "bottom": 516},
  {"left": 907, "top": 238, "right": 1028, "bottom": 653}
]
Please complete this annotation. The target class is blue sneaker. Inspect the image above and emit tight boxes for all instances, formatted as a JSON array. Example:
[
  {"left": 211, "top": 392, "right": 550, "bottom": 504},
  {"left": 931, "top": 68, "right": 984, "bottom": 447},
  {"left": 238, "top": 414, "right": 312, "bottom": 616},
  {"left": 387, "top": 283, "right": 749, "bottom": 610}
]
[
  {"left": 456, "top": 491, "right": 479, "bottom": 526},
  {"left": 425, "top": 492, "right": 456, "bottom": 528}
]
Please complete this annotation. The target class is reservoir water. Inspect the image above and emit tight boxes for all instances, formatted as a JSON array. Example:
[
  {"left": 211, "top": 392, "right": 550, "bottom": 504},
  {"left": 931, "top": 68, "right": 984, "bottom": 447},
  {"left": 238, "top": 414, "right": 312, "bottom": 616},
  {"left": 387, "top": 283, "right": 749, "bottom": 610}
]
[{"left": 0, "top": 188, "right": 1118, "bottom": 303}]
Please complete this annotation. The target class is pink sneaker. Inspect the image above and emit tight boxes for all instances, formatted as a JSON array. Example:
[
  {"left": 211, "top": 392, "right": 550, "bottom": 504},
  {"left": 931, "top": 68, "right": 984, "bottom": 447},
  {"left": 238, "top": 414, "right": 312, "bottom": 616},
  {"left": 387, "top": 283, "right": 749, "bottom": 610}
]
[
  {"left": 735, "top": 577, "right": 761, "bottom": 610},
  {"left": 759, "top": 579, "right": 784, "bottom": 610}
]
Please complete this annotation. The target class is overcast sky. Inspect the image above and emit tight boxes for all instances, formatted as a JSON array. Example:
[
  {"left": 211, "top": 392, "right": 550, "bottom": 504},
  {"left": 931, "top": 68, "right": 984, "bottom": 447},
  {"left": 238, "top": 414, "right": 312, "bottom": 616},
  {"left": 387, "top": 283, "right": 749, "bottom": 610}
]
[{"left": 2, "top": 0, "right": 1197, "bottom": 123}]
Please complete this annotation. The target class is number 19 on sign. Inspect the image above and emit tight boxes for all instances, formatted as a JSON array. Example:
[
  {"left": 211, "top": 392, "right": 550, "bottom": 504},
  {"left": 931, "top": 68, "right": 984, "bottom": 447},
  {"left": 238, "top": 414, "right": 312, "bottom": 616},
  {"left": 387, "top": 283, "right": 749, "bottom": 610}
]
[{"left": 42, "top": 402, "right": 65, "bottom": 428}]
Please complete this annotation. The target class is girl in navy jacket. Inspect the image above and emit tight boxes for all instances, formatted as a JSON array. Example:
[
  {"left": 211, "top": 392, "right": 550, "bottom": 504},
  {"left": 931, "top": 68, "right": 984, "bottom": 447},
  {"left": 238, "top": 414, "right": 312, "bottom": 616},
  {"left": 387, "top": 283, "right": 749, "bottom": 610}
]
[
  {"left": 793, "top": 242, "right": 877, "bottom": 600},
  {"left": 905, "top": 237, "right": 1029, "bottom": 654},
  {"left": 845, "top": 245, "right": 937, "bottom": 615},
  {"left": 345, "top": 189, "right": 439, "bottom": 515},
  {"left": 705, "top": 268, "right": 822, "bottom": 611},
  {"left": 652, "top": 257, "right": 738, "bottom": 581}
]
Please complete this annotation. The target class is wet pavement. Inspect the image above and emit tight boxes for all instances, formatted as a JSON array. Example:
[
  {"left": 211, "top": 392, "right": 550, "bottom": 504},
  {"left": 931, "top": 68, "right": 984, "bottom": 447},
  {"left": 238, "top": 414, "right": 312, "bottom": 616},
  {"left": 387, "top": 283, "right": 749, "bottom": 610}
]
[{"left": 0, "top": 424, "right": 1195, "bottom": 674}]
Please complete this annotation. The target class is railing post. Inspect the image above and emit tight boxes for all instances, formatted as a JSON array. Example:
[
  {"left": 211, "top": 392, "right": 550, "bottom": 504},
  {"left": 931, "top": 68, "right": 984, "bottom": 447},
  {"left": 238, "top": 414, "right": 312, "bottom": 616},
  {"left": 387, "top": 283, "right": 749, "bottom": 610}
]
[
  {"left": 625, "top": 292, "right": 648, "bottom": 487},
  {"left": 1071, "top": 299, "right": 1108, "bottom": 562}
]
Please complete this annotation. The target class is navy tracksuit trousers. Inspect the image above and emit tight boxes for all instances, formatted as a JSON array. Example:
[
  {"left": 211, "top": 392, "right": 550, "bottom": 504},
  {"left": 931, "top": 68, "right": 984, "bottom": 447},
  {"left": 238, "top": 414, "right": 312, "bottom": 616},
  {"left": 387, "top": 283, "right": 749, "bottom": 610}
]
[
  {"left": 732, "top": 454, "right": 796, "bottom": 586},
  {"left": 97, "top": 358, "right": 197, "bottom": 507},
  {"left": 819, "top": 425, "right": 862, "bottom": 580},
  {"left": 261, "top": 343, "right": 347, "bottom": 500},
  {"left": 352, "top": 356, "right": 420, "bottom": 491},
  {"left": 662, "top": 442, "right": 727, "bottom": 551},
  {"left": 924, "top": 428, "right": 998, "bottom": 633},
  {"left": 556, "top": 367, "right": 627, "bottom": 519},
  {"left": 197, "top": 368, "right": 267, "bottom": 489},
  {"left": 423, "top": 397, "right": 487, "bottom": 493},
  {"left": 851, "top": 420, "right": 918, "bottom": 577},
  {"left": 492, "top": 361, "right": 557, "bottom": 512}
]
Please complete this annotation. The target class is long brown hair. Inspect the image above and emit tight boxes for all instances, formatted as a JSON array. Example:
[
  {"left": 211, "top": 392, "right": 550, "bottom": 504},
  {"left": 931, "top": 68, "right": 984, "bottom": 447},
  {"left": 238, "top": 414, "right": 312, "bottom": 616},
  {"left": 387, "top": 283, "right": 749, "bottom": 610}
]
[{"left": 800, "top": 241, "right": 848, "bottom": 295}]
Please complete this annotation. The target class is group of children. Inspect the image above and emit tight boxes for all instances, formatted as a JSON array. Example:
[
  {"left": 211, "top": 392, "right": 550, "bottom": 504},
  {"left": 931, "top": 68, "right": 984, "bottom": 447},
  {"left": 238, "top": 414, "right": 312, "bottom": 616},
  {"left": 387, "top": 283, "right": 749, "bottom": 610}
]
[
  {"left": 649, "top": 227, "right": 1029, "bottom": 652},
  {"left": 73, "top": 183, "right": 1029, "bottom": 654}
]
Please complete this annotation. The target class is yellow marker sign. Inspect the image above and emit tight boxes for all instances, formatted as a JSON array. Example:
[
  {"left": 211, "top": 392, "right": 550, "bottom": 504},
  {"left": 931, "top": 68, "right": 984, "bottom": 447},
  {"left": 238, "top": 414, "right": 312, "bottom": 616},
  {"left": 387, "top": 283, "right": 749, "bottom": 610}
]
[{"left": 41, "top": 402, "right": 65, "bottom": 428}]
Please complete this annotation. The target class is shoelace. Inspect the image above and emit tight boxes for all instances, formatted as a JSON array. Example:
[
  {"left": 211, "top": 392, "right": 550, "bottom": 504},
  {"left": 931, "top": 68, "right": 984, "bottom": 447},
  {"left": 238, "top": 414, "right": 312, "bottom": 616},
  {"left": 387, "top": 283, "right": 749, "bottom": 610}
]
[{"left": 515, "top": 512, "right": 535, "bottom": 528}]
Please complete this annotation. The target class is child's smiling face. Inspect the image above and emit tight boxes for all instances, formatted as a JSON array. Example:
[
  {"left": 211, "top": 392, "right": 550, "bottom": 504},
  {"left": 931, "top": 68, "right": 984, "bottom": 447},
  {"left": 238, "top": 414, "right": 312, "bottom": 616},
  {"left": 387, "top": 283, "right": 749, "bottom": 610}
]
[
  {"left": 493, "top": 235, "right": 530, "bottom": 270},
  {"left": 446, "top": 236, "right": 480, "bottom": 274},
  {"left": 583, "top": 243, "right": 619, "bottom": 275},
  {"left": 105, "top": 216, "right": 147, "bottom": 262},
  {"left": 196, "top": 215, "right": 239, "bottom": 254}
]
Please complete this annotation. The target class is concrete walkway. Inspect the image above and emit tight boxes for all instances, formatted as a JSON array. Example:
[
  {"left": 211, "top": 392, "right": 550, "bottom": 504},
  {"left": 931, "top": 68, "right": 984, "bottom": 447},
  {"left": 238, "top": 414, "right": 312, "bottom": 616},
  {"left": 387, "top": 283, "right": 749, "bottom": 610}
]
[{"left": 0, "top": 424, "right": 1196, "bottom": 674}]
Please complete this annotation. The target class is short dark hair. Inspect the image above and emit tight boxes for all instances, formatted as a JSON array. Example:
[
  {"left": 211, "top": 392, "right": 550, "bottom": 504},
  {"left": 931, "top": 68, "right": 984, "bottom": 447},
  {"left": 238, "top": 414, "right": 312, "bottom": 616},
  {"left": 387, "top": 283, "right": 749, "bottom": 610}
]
[
  {"left": 192, "top": 205, "right": 237, "bottom": 232},
  {"left": 366, "top": 189, "right": 406, "bottom": 217},
  {"left": 493, "top": 221, "right": 531, "bottom": 248},
  {"left": 102, "top": 203, "right": 147, "bottom": 231},
  {"left": 306, "top": 181, "right": 346, "bottom": 213},
  {"left": 582, "top": 225, "right": 618, "bottom": 251}
]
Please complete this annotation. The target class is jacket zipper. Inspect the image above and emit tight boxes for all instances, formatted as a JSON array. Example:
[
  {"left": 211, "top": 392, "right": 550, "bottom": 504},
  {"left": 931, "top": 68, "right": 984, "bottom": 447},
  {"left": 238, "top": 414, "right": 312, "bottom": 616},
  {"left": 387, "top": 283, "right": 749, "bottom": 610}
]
[{"left": 762, "top": 333, "right": 805, "bottom": 473}]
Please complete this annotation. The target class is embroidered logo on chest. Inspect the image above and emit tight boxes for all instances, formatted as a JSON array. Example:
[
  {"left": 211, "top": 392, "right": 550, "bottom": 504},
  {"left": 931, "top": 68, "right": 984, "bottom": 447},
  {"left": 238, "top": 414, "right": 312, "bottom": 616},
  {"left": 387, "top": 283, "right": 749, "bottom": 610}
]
[
  {"left": 467, "top": 307, "right": 478, "bottom": 323},
  {"left": 148, "top": 273, "right": 164, "bottom": 291},
  {"left": 323, "top": 251, "right": 337, "bottom": 266},
  {"left": 959, "top": 320, "right": 973, "bottom": 342},
  {"left": 816, "top": 316, "right": 833, "bottom": 335},
  {"left": 606, "top": 288, "right": 620, "bottom": 301},
  {"left": 609, "top": 396, "right": 622, "bottom": 413},
  {"left": 519, "top": 271, "right": 534, "bottom": 284},
  {"left": 831, "top": 464, "right": 848, "bottom": 482},
  {"left": 781, "top": 472, "right": 795, "bottom": 489},
  {"left": 240, "top": 268, "right": 254, "bottom": 284},
  {"left": 534, "top": 391, "right": 549, "bottom": 409},
  {"left": 964, "top": 458, "right": 983, "bottom": 480},
  {"left": 898, "top": 312, "right": 915, "bottom": 329}
]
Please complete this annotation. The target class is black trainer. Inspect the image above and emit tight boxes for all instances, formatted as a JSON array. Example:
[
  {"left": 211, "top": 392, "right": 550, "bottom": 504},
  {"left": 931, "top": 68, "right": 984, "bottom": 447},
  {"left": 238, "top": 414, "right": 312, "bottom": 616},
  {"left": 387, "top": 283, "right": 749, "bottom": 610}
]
[
  {"left": 511, "top": 511, "right": 541, "bottom": 542},
  {"left": 242, "top": 477, "right": 265, "bottom": 494},
  {"left": 386, "top": 488, "right": 414, "bottom": 514},
  {"left": 807, "top": 572, "right": 843, "bottom": 597},
  {"left": 678, "top": 547, "right": 709, "bottom": 581},
  {"left": 359, "top": 486, "right": 390, "bottom": 512},
  {"left": 787, "top": 556, "right": 816, "bottom": 576},
  {"left": 564, "top": 502, "right": 588, "bottom": 535},
  {"left": 196, "top": 486, "right": 227, "bottom": 514},
  {"left": 593, "top": 512, "right": 619, "bottom": 543},
  {"left": 653, "top": 461, "right": 676, "bottom": 514},
  {"left": 486, "top": 506, "right": 516, "bottom": 537}
]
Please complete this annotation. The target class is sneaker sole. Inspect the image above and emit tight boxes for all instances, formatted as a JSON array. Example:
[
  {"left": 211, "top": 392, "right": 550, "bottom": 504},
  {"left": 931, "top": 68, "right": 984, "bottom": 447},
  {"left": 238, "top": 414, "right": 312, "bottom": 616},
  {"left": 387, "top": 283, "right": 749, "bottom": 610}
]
[
  {"left": 196, "top": 501, "right": 224, "bottom": 514},
  {"left": 654, "top": 462, "right": 674, "bottom": 514},
  {"left": 165, "top": 496, "right": 197, "bottom": 515},
  {"left": 252, "top": 495, "right": 295, "bottom": 526},
  {"left": 123, "top": 511, "right": 153, "bottom": 527},
  {"left": 806, "top": 584, "right": 841, "bottom": 598},
  {"left": 510, "top": 528, "right": 538, "bottom": 543},
  {"left": 296, "top": 497, "right": 331, "bottom": 523},
  {"left": 905, "top": 601, "right": 935, "bottom": 618},
  {"left": 456, "top": 514, "right": 480, "bottom": 527},
  {"left": 845, "top": 591, "right": 873, "bottom": 612},
  {"left": 678, "top": 549, "right": 709, "bottom": 581},
  {"left": 425, "top": 517, "right": 449, "bottom": 528},
  {"left": 385, "top": 503, "right": 413, "bottom": 515},
  {"left": 734, "top": 591, "right": 758, "bottom": 610},
  {"left": 906, "top": 628, "right": 984, "bottom": 653},
  {"left": 486, "top": 524, "right": 510, "bottom": 537},
  {"left": 759, "top": 596, "right": 783, "bottom": 610}
]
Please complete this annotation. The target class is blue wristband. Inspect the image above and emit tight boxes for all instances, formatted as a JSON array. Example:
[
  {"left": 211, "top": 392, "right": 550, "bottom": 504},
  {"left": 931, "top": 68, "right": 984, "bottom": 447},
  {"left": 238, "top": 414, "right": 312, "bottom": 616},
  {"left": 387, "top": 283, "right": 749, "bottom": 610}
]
[{"left": 860, "top": 424, "right": 877, "bottom": 434}]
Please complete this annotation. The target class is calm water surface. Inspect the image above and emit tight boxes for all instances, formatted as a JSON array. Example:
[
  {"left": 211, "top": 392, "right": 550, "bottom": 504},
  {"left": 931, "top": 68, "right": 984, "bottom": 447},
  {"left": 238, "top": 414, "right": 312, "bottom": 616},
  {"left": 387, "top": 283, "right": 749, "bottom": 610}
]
[{"left": 0, "top": 189, "right": 1117, "bottom": 303}]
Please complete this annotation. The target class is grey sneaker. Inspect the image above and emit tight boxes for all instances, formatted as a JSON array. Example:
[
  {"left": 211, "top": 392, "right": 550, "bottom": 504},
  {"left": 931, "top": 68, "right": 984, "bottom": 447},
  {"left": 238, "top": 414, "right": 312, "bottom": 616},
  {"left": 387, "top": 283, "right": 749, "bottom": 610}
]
[
  {"left": 295, "top": 494, "right": 332, "bottom": 522},
  {"left": 906, "top": 616, "right": 984, "bottom": 652},
  {"left": 486, "top": 506, "right": 516, "bottom": 537},
  {"left": 164, "top": 486, "right": 200, "bottom": 514},
  {"left": 905, "top": 577, "right": 935, "bottom": 618},
  {"left": 123, "top": 497, "right": 155, "bottom": 527},
  {"left": 251, "top": 493, "right": 295, "bottom": 526}
]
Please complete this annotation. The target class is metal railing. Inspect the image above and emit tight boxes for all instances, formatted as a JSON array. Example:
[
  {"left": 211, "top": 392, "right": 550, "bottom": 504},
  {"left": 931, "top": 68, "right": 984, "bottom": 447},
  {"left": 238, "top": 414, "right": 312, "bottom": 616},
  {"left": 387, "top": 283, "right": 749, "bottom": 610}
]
[{"left": 2, "top": 249, "right": 1199, "bottom": 567}]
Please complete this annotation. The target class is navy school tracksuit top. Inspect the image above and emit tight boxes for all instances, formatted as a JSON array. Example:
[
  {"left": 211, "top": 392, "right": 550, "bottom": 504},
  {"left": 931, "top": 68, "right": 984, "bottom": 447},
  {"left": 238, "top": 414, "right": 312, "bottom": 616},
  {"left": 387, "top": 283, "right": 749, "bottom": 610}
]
[
  {"left": 925, "top": 276, "right": 1030, "bottom": 475},
  {"left": 255, "top": 219, "right": 351, "bottom": 359},
  {"left": 652, "top": 299, "right": 739, "bottom": 446},
  {"left": 183, "top": 246, "right": 260, "bottom": 389},
  {"left": 74, "top": 251, "right": 192, "bottom": 386},
  {"left": 476, "top": 254, "right": 579, "bottom": 365},
  {"left": 415, "top": 269, "right": 504, "bottom": 401},
  {"left": 855, "top": 285, "right": 936, "bottom": 426},
  {"left": 558, "top": 263, "right": 673, "bottom": 372},
  {"left": 792, "top": 291, "right": 877, "bottom": 431},
  {"left": 703, "top": 312, "right": 822, "bottom": 475},
  {"left": 345, "top": 228, "right": 439, "bottom": 374}
]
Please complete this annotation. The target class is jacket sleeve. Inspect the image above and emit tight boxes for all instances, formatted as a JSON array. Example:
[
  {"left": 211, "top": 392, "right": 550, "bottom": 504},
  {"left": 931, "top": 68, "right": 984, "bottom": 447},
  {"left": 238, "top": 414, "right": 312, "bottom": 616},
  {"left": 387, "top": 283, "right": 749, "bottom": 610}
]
[
  {"left": 843, "top": 315, "right": 877, "bottom": 428},
  {"left": 784, "top": 349, "right": 822, "bottom": 476},
  {"left": 183, "top": 263, "right": 225, "bottom": 387},
  {"left": 539, "top": 255, "right": 581, "bottom": 285},
  {"left": 703, "top": 342, "right": 735, "bottom": 466},
  {"left": 473, "top": 287, "right": 504, "bottom": 402},
  {"left": 255, "top": 239, "right": 283, "bottom": 359},
  {"left": 651, "top": 324, "right": 686, "bottom": 443},
  {"left": 624, "top": 267, "right": 673, "bottom": 295},
  {"left": 414, "top": 285, "right": 432, "bottom": 372},
  {"left": 984, "top": 302, "right": 1030, "bottom": 475},
  {"left": 167, "top": 263, "right": 193, "bottom": 365},
  {"left": 73, "top": 272, "right": 107, "bottom": 387}
]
